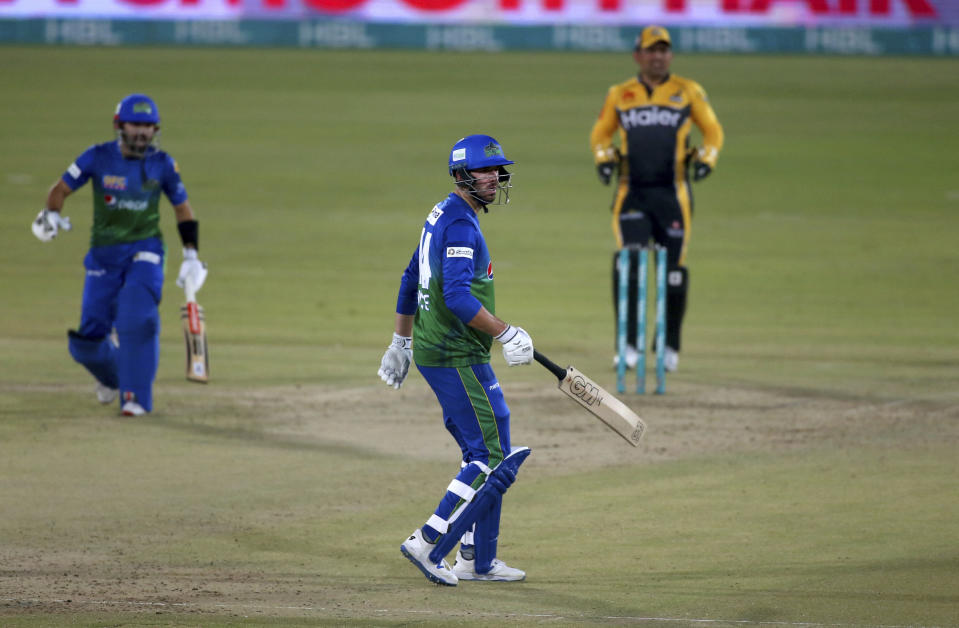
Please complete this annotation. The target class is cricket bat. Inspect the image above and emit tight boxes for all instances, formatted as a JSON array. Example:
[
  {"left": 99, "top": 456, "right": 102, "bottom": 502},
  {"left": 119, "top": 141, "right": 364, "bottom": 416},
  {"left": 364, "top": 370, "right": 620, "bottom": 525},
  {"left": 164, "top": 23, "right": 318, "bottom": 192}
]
[
  {"left": 180, "top": 277, "right": 209, "bottom": 383},
  {"left": 533, "top": 350, "right": 646, "bottom": 446}
]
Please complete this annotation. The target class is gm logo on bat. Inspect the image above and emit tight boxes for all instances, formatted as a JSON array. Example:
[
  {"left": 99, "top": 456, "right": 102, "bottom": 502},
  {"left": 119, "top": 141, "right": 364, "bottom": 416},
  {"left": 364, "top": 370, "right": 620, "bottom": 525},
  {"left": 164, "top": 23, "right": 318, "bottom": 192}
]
[{"left": 568, "top": 374, "right": 603, "bottom": 407}]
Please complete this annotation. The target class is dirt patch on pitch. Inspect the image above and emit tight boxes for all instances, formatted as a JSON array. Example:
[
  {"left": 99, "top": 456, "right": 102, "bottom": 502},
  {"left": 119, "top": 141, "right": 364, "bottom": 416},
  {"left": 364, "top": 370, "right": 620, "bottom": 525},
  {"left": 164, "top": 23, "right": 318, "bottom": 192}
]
[{"left": 230, "top": 377, "right": 958, "bottom": 473}]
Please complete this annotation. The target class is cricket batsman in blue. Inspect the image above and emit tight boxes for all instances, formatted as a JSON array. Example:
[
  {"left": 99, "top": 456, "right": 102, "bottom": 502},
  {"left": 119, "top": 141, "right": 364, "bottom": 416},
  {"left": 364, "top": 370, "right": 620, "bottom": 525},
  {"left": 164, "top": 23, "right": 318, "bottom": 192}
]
[
  {"left": 32, "top": 93, "right": 208, "bottom": 417},
  {"left": 378, "top": 134, "right": 535, "bottom": 586}
]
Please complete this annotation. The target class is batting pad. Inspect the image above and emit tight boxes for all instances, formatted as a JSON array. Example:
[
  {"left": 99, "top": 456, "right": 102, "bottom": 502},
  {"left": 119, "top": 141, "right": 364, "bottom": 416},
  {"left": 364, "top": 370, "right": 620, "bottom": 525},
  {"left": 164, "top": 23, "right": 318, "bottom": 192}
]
[
  {"left": 474, "top": 491, "right": 502, "bottom": 574},
  {"left": 429, "top": 446, "right": 530, "bottom": 564}
]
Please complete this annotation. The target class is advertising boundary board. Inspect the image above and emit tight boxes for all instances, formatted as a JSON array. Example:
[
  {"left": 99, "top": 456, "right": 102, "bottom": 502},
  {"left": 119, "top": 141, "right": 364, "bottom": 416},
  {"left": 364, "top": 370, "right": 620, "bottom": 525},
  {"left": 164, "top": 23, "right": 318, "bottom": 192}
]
[{"left": 2, "top": 19, "right": 959, "bottom": 55}]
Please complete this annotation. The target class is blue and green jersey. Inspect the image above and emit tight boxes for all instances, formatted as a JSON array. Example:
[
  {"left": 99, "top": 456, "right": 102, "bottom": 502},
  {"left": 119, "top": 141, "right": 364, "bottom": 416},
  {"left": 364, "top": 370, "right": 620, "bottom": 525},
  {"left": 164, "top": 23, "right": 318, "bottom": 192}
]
[
  {"left": 62, "top": 141, "right": 188, "bottom": 247},
  {"left": 397, "top": 193, "right": 496, "bottom": 368}
]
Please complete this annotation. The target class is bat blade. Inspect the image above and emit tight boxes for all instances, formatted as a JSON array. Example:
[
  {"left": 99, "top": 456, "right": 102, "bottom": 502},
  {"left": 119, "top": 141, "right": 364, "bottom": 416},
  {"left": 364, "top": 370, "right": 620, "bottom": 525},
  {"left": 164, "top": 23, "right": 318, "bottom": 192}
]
[
  {"left": 534, "top": 350, "right": 646, "bottom": 446},
  {"left": 180, "top": 301, "right": 209, "bottom": 383},
  {"left": 558, "top": 365, "right": 646, "bottom": 446}
]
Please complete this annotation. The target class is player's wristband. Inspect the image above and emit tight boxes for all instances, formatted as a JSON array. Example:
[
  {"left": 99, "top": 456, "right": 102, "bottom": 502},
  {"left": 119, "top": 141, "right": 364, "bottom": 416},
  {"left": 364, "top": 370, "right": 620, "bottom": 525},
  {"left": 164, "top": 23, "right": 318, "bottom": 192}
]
[
  {"left": 494, "top": 325, "right": 518, "bottom": 344},
  {"left": 391, "top": 333, "right": 412, "bottom": 350},
  {"left": 177, "top": 219, "right": 198, "bottom": 250}
]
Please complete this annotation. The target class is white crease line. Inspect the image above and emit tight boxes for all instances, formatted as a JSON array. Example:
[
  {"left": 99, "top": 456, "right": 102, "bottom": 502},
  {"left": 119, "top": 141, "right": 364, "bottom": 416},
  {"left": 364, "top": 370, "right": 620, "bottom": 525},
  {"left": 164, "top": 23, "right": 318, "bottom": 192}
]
[{"left": 0, "top": 597, "right": 945, "bottom": 628}]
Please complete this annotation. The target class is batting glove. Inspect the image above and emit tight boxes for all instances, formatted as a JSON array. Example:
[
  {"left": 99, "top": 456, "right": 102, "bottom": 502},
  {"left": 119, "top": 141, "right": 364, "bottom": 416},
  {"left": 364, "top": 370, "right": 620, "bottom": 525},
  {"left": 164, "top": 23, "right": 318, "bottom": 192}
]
[
  {"left": 596, "top": 162, "right": 616, "bottom": 186},
  {"left": 495, "top": 325, "right": 533, "bottom": 367},
  {"left": 176, "top": 248, "right": 208, "bottom": 292},
  {"left": 378, "top": 333, "right": 413, "bottom": 389},
  {"left": 32, "top": 209, "right": 71, "bottom": 242}
]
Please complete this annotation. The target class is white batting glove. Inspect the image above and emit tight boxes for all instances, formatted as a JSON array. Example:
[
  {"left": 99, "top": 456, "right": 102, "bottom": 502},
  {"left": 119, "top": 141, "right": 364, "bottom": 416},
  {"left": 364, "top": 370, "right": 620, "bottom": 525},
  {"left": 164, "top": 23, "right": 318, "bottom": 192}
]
[
  {"left": 176, "top": 248, "right": 208, "bottom": 292},
  {"left": 32, "top": 209, "right": 72, "bottom": 242},
  {"left": 378, "top": 333, "right": 413, "bottom": 389},
  {"left": 495, "top": 325, "right": 533, "bottom": 367}
]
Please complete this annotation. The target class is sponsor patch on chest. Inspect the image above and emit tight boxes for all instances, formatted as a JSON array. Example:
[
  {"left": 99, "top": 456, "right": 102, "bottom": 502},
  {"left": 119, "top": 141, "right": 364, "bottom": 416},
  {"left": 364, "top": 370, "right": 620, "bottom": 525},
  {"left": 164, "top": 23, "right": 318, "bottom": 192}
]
[
  {"left": 102, "top": 175, "right": 127, "bottom": 190},
  {"left": 619, "top": 105, "right": 682, "bottom": 130},
  {"left": 103, "top": 194, "right": 149, "bottom": 211}
]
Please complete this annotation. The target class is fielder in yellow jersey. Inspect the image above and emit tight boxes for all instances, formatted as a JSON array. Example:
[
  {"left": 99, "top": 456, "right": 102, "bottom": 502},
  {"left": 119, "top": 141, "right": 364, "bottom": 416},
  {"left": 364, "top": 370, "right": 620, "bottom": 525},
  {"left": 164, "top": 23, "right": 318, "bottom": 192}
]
[{"left": 590, "top": 25, "right": 723, "bottom": 373}]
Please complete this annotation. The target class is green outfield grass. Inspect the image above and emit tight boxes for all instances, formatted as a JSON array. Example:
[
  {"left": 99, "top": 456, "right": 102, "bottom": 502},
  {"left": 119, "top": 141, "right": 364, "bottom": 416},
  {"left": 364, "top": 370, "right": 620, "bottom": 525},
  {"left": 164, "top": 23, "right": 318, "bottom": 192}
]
[{"left": 0, "top": 47, "right": 957, "bottom": 627}]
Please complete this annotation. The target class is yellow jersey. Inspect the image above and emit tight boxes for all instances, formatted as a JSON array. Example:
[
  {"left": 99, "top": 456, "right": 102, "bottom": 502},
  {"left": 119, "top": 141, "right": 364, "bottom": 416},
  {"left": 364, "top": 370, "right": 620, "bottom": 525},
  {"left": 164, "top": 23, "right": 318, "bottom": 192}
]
[{"left": 590, "top": 73, "right": 723, "bottom": 187}]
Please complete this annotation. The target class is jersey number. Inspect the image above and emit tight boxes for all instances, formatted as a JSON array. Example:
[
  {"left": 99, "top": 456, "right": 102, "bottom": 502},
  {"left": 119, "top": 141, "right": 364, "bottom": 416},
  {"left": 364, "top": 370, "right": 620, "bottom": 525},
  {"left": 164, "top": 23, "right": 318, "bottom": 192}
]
[{"left": 417, "top": 228, "right": 433, "bottom": 310}]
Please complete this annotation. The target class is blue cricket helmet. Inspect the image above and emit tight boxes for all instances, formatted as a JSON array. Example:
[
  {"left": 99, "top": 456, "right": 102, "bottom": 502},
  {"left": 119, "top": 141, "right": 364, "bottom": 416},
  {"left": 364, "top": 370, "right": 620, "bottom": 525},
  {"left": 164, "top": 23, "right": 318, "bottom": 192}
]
[
  {"left": 114, "top": 93, "right": 160, "bottom": 125},
  {"left": 448, "top": 134, "right": 514, "bottom": 175}
]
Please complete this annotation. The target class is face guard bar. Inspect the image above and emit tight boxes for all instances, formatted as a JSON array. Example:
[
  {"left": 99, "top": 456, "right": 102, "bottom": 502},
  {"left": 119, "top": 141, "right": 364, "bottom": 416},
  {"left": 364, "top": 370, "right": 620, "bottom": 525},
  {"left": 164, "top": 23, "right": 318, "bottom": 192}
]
[
  {"left": 116, "top": 125, "right": 160, "bottom": 159},
  {"left": 453, "top": 166, "right": 513, "bottom": 209}
]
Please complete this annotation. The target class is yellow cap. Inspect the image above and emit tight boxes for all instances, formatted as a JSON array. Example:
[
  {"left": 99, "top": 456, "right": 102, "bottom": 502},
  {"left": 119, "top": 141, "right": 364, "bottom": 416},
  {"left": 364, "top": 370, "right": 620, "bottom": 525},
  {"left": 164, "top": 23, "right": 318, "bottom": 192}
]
[{"left": 636, "top": 25, "right": 671, "bottom": 50}]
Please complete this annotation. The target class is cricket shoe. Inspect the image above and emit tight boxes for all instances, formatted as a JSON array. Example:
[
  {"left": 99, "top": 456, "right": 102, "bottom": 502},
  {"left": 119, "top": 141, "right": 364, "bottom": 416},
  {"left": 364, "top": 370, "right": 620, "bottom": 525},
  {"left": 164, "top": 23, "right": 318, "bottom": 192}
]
[
  {"left": 400, "top": 529, "right": 458, "bottom": 586},
  {"left": 451, "top": 550, "right": 526, "bottom": 582},
  {"left": 121, "top": 401, "right": 146, "bottom": 416},
  {"left": 664, "top": 347, "right": 679, "bottom": 373},
  {"left": 96, "top": 384, "right": 118, "bottom": 404},
  {"left": 612, "top": 344, "right": 639, "bottom": 370},
  {"left": 120, "top": 392, "right": 146, "bottom": 417}
]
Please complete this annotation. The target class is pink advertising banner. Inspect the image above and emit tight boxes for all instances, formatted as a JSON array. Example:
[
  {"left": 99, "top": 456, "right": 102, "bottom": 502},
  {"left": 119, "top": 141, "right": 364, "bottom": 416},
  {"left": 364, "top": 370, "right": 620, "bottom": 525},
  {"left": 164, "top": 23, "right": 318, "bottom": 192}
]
[{"left": 0, "top": 0, "right": 953, "bottom": 26}]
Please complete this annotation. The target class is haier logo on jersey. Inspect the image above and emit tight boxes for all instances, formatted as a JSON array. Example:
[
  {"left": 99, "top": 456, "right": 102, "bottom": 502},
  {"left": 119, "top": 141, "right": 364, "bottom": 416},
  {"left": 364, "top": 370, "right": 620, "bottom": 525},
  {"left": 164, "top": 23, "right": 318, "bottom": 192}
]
[
  {"left": 619, "top": 106, "right": 682, "bottom": 130},
  {"left": 102, "top": 175, "right": 127, "bottom": 190}
]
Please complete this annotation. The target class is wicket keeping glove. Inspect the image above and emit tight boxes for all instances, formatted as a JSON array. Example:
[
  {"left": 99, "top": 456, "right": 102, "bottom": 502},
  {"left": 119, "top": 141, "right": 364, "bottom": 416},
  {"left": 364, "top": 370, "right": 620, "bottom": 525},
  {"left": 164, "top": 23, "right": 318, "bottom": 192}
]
[
  {"left": 596, "top": 162, "right": 616, "bottom": 186},
  {"left": 378, "top": 333, "right": 413, "bottom": 389},
  {"left": 176, "top": 248, "right": 208, "bottom": 292},
  {"left": 32, "top": 209, "right": 72, "bottom": 242},
  {"left": 688, "top": 146, "right": 714, "bottom": 182},
  {"left": 692, "top": 160, "right": 712, "bottom": 182},
  {"left": 495, "top": 325, "right": 533, "bottom": 367}
]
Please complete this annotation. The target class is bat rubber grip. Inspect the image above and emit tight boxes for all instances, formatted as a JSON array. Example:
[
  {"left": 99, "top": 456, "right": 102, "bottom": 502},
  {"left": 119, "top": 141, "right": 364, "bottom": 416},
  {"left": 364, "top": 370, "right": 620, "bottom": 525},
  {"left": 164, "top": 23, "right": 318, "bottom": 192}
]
[
  {"left": 186, "top": 302, "right": 202, "bottom": 335},
  {"left": 533, "top": 350, "right": 568, "bottom": 382}
]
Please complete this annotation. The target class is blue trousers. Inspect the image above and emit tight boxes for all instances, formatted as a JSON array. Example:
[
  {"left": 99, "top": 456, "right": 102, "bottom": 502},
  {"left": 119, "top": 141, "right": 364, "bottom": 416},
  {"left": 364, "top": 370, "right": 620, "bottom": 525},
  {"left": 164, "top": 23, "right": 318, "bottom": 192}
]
[
  {"left": 415, "top": 362, "right": 511, "bottom": 546},
  {"left": 417, "top": 362, "right": 511, "bottom": 467},
  {"left": 68, "top": 237, "right": 165, "bottom": 412}
]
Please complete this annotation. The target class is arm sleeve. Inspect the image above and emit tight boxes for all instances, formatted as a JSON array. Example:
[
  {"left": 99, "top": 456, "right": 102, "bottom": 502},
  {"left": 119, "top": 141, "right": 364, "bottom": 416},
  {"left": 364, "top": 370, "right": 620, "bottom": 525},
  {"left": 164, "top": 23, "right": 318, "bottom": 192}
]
[
  {"left": 396, "top": 248, "right": 419, "bottom": 316},
  {"left": 688, "top": 80, "right": 724, "bottom": 168},
  {"left": 589, "top": 86, "right": 621, "bottom": 164},
  {"left": 441, "top": 220, "right": 483, "bottom": 325},
  {"left": 162, "top": 155, "right": 189, "bottom": 205},
  {"left": 61, "top": 145, "right": 97, "bottom": 191}
]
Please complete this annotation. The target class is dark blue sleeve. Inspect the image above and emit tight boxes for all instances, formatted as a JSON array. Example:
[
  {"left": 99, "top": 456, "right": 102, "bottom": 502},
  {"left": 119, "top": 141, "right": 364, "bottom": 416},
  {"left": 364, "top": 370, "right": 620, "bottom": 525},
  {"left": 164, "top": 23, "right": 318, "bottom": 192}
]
[
  {"left": 442, "top": 220, "right": 483, "bottom": 324},
  {"left": 61, "top": 145, "right": 97, "bottom": 190},
  {"left": 161, "top": 153, "right": 188, "bottom": 205},
  {"left": 396, "top": 248, "right": 419, "bottom": 316}
]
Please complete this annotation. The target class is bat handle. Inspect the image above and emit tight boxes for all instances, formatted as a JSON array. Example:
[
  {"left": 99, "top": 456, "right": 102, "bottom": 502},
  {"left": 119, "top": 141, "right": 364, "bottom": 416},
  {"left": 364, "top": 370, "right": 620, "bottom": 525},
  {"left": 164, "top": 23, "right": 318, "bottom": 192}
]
[
  {"left": 183, "top": 276, "right": 197, "bottom": 303},
  {"left": 533, "top": 349, "right": 568, "bottom": 382}
]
